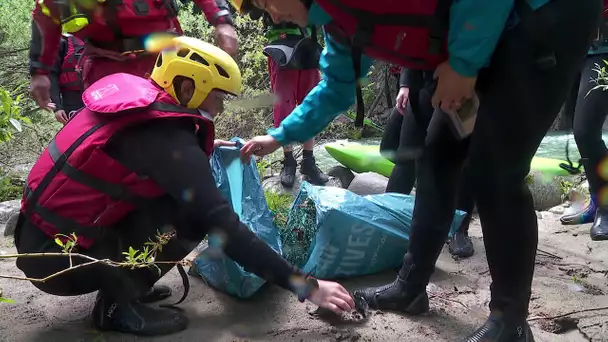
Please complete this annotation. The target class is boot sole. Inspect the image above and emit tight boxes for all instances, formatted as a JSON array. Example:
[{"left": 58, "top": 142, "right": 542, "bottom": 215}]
[{"left": 367, "top": 293, "right": 430, "bottom": 316}]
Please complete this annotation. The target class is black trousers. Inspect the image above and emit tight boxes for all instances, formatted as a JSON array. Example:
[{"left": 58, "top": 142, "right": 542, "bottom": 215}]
[
  {"left": 571, "top": 53, "right": 608, "bottom": 198},
  {"left": 380, "top": 77, "right": 475, "bottom": 222},
  {"left": 15, "top": 196, "right": 199, "bottom": 303},
  {"left": 402, "top": 0, "right": 601, "bottom": 320}
]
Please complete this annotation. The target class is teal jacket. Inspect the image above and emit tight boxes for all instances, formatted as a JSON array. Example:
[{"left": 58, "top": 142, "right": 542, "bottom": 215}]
[{"left": 268, "top": 0, "right": 553, "bottom": 145}]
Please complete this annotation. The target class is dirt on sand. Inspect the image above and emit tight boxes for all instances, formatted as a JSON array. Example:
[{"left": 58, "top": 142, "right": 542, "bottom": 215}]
[{"left": 0, "top": 211, "right": 607, "bottom": 342}]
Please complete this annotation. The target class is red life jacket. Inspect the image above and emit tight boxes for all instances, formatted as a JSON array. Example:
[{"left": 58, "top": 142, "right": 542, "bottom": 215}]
[
  {"left": 21, "top": 73, "right": 214, "bottom": 249},
  {"left": 58, "top": 35, "right": 87, "bottom": 92},
  {"left": 315, "top": 0, "right": 451, "bottom": 127}
]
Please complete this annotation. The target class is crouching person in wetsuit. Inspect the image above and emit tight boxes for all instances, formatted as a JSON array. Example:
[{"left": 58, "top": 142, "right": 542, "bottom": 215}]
[
  {"left": 14, "top": 36, "right": 354, "bottom": 336},
  {"left": 234, "top": 0, "right": 601, "bottom": 340},
  {"left": 49, "top": 34, "right": 86, "bottom": 124}
]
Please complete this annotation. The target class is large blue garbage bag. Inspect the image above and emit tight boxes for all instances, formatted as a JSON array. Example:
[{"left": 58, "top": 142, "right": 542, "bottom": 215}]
[
  {"left": 192, "top": 137, "right": 282, "bottom": 299},
  {"left": 281, "top": 182, "right": 466, "bottom": 279}
]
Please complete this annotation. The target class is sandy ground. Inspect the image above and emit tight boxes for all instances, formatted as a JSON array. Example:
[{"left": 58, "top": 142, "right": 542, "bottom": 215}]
[{"left": 0, "top": 211, "right": 607, "bottom": 342}]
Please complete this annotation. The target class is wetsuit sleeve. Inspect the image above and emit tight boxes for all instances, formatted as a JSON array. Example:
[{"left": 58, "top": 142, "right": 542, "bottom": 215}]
[
  {"left": 30, "top": 0, "right": 62, "bottom": 75},
  {"left": 267, "top": 28, "right": 374, "bottom": 145},
  {"left": 49, "top": 39, "right": 66, "bottom": 111},
  {"left": 192, "top": 0, "right": 233, "bottom": 26},
  {"left": 111, "top": 120, "right": 303, "bottom": 292},
  {"left": 447, "top": 0, "right": 515, "bottom": 77}
]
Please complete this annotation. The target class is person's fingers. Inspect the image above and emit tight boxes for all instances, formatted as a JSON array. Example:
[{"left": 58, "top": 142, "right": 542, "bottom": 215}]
[
  {"left": 240, "top": 141, "right": 258, "bottom": 162},
  {"left": 253, "top": 145, "right": 266, "bottom": 157},
  {"left": 431, "top": 92, "right": 440, "bottom": 109},
  {"left": 322, "top": 302, "right": 342, "bottom": 315},
  {"left": 334, "top": 289, "right": 355, "bottom": 309},
  {"left": 330, "top": 297, "right": 352, "bottom": 312},
  {"left": 440, "top": 99, "right": 451, "bottom": 113},
  {"left": 61, "top": 112, "right": 68, "bottom": 123}
]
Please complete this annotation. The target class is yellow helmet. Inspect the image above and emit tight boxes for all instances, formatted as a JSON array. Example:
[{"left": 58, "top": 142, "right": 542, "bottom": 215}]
[
  {"left": 228, "top": 0, "right": 264, "bottom": 19},
  {"left": 150, "top": 36, "right": 242, "bottom": 109}
]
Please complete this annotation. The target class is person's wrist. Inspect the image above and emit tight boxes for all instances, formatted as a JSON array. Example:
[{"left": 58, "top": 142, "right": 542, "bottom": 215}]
[{"left": 296, "top": 275, "right": 319, "bottom": 303}]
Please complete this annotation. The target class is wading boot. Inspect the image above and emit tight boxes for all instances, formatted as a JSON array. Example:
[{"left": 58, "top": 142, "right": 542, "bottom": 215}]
[
  {"left": 92, "top": 292, "right": 188, "bottom": 336},
  {"left": 353, "top": 253, "right": 429, "bottom": 315},
  {"left": 300, "top": 150, "right": 329, "bottom": 186},
  {"left": 461, "top": 314, "right": 535, "bottom": 342},
  {"left": 448, "top": 214, "right": 474, "bottom": 258},
  {"left": 280, "top": 152, "right": 297, "bottom": 188},
  {"left": 590, "top": 206, "right": 608, "bottom": 240},
  {"left": 560, "top": 196, "right": 597, "bottom": 225},
  {"left": 139, "top": 285, "right": 172, "bottom": 303}
]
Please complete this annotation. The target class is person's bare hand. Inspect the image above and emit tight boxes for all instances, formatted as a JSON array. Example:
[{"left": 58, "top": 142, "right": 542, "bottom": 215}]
[
  {"left": 240, "top": 135, "right": 281, "bottom": 163},
  {"left": 215, "top": 24, "right": 238, "bottom": 57},
  {"left": 213, "top": 139, "right": 237, "bottom": 148},
  {"left": 431, "top": 61, "right": 477, "bottom": 113},
  {"left": 30, "top": 74, "right": 52, "bottom": 110},
  {"left": 55, "top": 110, "right": 68, "bottom": 124},
  {"left": 307, "top": 280, "right": 355, "bottom": 314},
  {"left": 395, "top": 87, "right": 410, "bottom": 114}
]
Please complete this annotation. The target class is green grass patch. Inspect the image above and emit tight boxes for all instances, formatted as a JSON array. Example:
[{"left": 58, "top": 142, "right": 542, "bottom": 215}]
[{"left": 264, "top": 190, "right": 294, "bottom": 230}]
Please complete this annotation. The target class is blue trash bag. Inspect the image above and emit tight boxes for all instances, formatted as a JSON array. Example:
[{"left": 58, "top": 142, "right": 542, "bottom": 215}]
[
  {"left": 191, "top": 137, "right": 283, "bottom": 299},
  {"left": 281, "top": 182, "right": 467, "bottom": 279}
]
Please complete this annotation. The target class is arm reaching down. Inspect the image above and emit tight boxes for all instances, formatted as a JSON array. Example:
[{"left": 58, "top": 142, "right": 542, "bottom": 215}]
[{"left": 268, "top": 29, "right": 374, "bottom": 146}]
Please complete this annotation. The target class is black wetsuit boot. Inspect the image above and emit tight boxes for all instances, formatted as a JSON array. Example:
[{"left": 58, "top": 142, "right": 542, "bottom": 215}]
[
  {"left": 448, "top": 213, "right": 475, "bottom": 258},
  {"left": 280, "top": 151, "right": 297, "bottom": 188},
  {"left": 590, "top": 206, "right": 608, "bottom": 240},
  {"left": 461, "top": 314, "right": 535, "bottom": 342},
  {"left": 353, "top": 253, "right": 429, "bottom": 314},
  {"left": 92, "top": 291, "right": 188, "bottom": 336},
  {"left": 300, "top": 150, "right": 329, "bottom": 185}
]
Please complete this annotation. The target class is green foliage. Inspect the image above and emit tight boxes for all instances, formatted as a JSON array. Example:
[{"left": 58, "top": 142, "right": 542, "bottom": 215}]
[
  {"left": 0, "top": 87, "right": 32, "bottom": 143},
  {"left": 54, "top": 233, "right": 79, "bottom": 253},
  {"left": 590, "top": 60, "right": 608, "bottom": 96},
  {"left": 264, "top": 190, "right": 294, "bottom": 229}
]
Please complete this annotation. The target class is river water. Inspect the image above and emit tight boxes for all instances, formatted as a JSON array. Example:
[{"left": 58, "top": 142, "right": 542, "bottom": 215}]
[{"left": 312, "top": 132, "right": 608, "bottom": 171}]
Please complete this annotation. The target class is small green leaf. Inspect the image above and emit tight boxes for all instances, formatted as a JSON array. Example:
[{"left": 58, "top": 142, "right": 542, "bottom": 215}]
[
  {"left": 54, "top": 238, "right": 64, "bottom": 247},
  {"left": 0, "top": 297, "right": 16, "bottom": 304}
]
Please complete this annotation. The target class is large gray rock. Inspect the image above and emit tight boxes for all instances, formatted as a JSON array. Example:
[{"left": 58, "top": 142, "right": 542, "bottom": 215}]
[
  {"left": 4, "top": 213, "right": 19, "bottom": 237},
  {"left": 526, "top": 171, "right": 564, "bottom": 211},
  {"left": 346, "top": 172, "right": 389, "bottom": 196},
  {"left": 0, "top": 200, "right": 19, "bottom": 225},
  {"left": 262, "top": 175, "right": 342, "bottom": 196}
]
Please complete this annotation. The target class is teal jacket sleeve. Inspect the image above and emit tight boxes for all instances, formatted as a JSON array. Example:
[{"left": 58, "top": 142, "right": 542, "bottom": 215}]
[
  {"left": 267, "top": 28, "right": 374, "bottom": 145},
  {"left": 447, "top": 0, "right": 515, "bottom": 77}
]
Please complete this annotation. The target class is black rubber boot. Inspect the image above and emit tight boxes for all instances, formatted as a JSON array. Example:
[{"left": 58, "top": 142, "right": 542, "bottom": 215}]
[
  {"left": 280, "top": 152, "right": 297, "bottom": 188},
  {"left": 300, "top": 150, "right": 329, "bottom": 186},
  {"left": 590, "top": 207, "right": 608, "bottom": 241},
  {"left": 448, "top": 215, "right": 474, "bottom": 258},
  {"left": 139, "top": 285, "right": 172, "bottom": 303},
  {"left": 353, "top": 253, "right": 429, "bottom": 315},
  {"left": 92, "top": 292, "right": 188, "bottom": 336},
  {"left": 461, "top": 315, "right": 535, "bottom": 342}
]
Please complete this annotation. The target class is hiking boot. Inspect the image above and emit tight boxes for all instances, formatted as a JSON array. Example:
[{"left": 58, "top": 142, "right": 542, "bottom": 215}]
[
  {"left": 300, "top": 151, "right": 329, "bottom": 186},
  {"left": 92, "top": 292, "right": 188, "bottom": 336},
  {"left": 449, "top": 230, "right": 474, "bottom": 258},
  {"left": 461, "top": 315, "right": 535, "bottom": 342},
  {"left": 590, "top": 207, "right": 608, "bottom": 241},
  {"left": 139, "top": 285, "right": 172, "bottom": 303},
  {"left": 560, "top": 196, "right": 597, "bottom": 225},
  {"left": 353, "top": 253, "right": 429, "bottom": 315},
  {"left": 280, "top": 156, "right": 297, "bottom": 188}
]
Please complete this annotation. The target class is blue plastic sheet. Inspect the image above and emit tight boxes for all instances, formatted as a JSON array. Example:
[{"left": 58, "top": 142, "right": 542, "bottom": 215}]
[
  {"left": 290, "top": 182, "right": 466, "bottom": 279},
  {"left": 192, "top": 137, "right": 282, "bottom": 299}
]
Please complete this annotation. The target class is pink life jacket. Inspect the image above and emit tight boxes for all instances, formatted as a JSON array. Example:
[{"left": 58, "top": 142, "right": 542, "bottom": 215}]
[
  {"left": 21, "top": 73, "right": 214, "bottom": 248},
  {"left": 58, "top": 35, "right": 87, "bottom": 92}
]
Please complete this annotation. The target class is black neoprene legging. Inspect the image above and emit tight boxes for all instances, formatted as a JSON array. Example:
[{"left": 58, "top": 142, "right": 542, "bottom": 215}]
[
  {"left": 571, "top": 53, "right": 608, "bottom": 199},
  {"left": 380, "top": 72, "right": 475, "bottom": 225}
]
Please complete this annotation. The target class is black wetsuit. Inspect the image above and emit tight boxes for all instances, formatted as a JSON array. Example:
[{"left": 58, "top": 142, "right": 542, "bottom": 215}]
[{"left": 15, "top": 118, "right": 301, "bottom": 301}]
